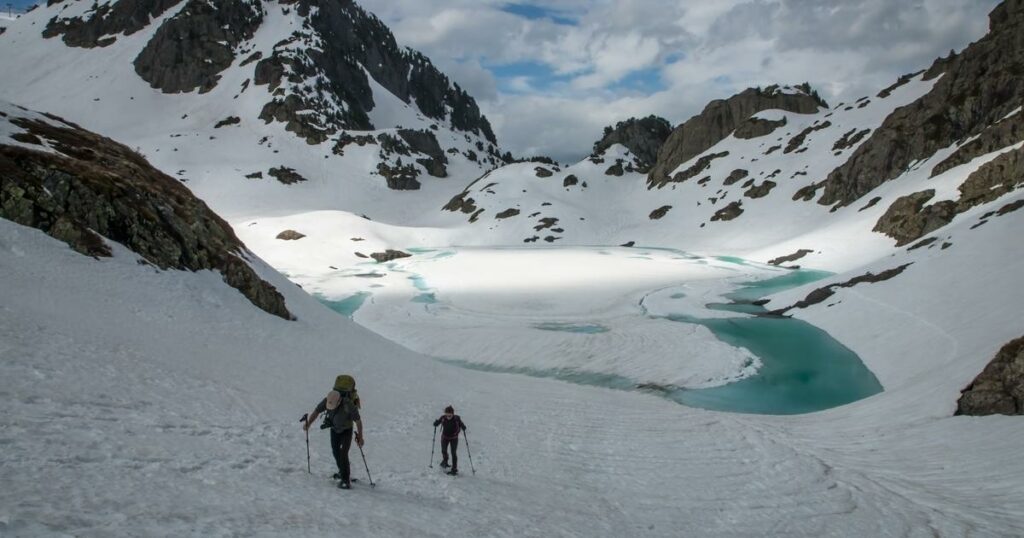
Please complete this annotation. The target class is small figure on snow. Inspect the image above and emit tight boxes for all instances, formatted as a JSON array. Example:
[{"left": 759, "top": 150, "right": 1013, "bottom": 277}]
[
  {"left": 433, "top": 405, "right": 467, "bottom": 475},
  {"left": 303, "top": 375, "right": 364, "bottom": 489}
]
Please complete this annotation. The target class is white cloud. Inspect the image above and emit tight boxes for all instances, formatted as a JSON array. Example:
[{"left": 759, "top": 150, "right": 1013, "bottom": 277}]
[{"left": 359, "top": 0, "right": 1001, "bottom": 162}]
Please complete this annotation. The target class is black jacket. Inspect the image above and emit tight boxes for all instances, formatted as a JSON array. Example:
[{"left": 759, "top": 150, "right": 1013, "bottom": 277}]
[{"left": 433, "top": 415, "right": 466, "bottom": 440}]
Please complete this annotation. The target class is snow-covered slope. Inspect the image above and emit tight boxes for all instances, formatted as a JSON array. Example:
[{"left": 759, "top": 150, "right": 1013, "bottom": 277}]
[
  {"left": 0, "top": 0, "right": 503, "bottom": 225},
  {"left": 3, "top": 197, "right": 1024, "bottom": 536}
]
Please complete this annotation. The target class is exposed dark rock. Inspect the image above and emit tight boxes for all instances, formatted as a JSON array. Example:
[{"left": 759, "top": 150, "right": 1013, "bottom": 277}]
[
  {"left": 43, "top": 0, "right": 183, "bottom": 48},
  {"left": 784, "top": 121, "right": 832, "bottom": 154},
  {"left": 723, "top": 169, "right": 749, "bottom": 186},
  {"left": 620, "top": 241, "right": 635, "bottom": 247},
  {"left": 370, "top": 249, "right": 411, "bottom": 263},
  {"left": 605, "top": 162, "right": 624, "bottom": 176},
  {"left": 832, "top": 128, "right": 871, "bottom": 152},
  {"left": 376, "top": 160, "right": 420, "bottom": 190},
  {"left": 134, "top": 0, "right": 262, "bottom": 94},
  {"left": 875, "top": 148, "right": 1024, "bottom": 245},
  {"left": 534, "top": 217, "right": 559, "bottom": 231},
  {"left": 764, "top": 145, "right": 782, "bottom": 155},
  {"left": 268, "top": 166, "right": 307, "bottom": 185},
  {"left": 931, "top": 112, "right": 1024, "bottom": 178},
  {"left": 819, "top": 1, "right": 1024, "bottom": 207},
  {"left": 744, "top": 180, "right": 777, "bottom": 199},
  {"left": 907, "top": 237, "right": 939, "bottom": 250},
  {"left": 442, "top": 191, "right": 477, "bottom": 214},
  {"left": 858, "top": 196, "right": 882, "bottom": 212},
  {"left": 469, "top": 209, "right": 484, "bottom": 223},
  {"left": 215, "top": 116, "right": 241, "bottom": 129},
  {"left": 245, "top": 171, "right": 263, "bottom": 179},
  {"left": 957, "top": 336, "right": 1024, "bottom": 415},
  {"left": 397, "top": 129, "right": 447, "bottom": 177},
  {"left": 543, "top": 235, "right": 559, "bottom": 243},
  {"left": 649, "top": 84, "right": 825, "bottom": 186},
  {"left": 252, "top": 0, "right": 496, "bottom": 145},
  {"left": 877, "top": 71, "right": 925, "bottom": 99},
  {"left": 652, "top": 151, "right": 730, "bottom": 189},
  {"left": 495, "top": 208, "right": 520, "bottom": 219},
  {"left": 535, "top": 166, "right": 553, "bottom": 178},
  {"left": 770, "top": 264, "right": 912, "bottom": 315},
  {"left": 355, "top": 252, "right": 368, "bottom": 258},
  {"left": 768, "top": 249, "right": 813, "bottom": 266},
  {"left": 523, "top": 236, "right": 539, "bottom": 243},
  {"left": 332, "top": 132, "right": 376, "bottom": 155},
  {"left": 955, "top": 147, "right": 1024, "bottom": 209},
  {"left": 793, "top": 182, "right": 824, "bottom": 202},
  {"left": 591, "top": 115, "right": 672, "bottom": 173},
  {"left": 996, "top": 198, "right": 1024, "bottom": 216},
  {"left": 649, "top": 205, "right": 672, "bottom": 220},
  {"left": 0, "top": 113, "right": 291, "bottom": 320},
  {"left": 239, "top": 50, "right": 263, "bottom": 67},
  {"left": 734, "top": 116, "right": 787, "bottom": 139},
  {"left": 563, "top": 175, "right": 579, "bottom": 187},
  {"left": 711, "top": 201, "right": 744, "bottom": 222},
  {"left": 276, "top": 230, "right": 306, "bottom": 241},
  {"left": 873, "top": 190, "right": 956, "bottom": 246}
]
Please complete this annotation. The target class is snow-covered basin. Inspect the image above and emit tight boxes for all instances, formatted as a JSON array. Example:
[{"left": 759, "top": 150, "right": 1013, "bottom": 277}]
[{"left": 302, "top": 247, "right": 881, "bottom": 414}]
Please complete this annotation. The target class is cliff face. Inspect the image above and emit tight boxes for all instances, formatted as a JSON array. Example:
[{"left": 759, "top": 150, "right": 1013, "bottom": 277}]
[
  {"left": 647, "top": 85, "right": 826, "bottom": 188},
  {"left": 817, "top": 0, "right": 1024, "bottom": 207},
  {"left": 591, "top": 116, "right": 672, "bottom": 174},
  {"left": 958, "top": 336, "right": 1024, "bottom": 416},
  {"left": 0, "top": 104, "right": 293, "bottom": 320}
]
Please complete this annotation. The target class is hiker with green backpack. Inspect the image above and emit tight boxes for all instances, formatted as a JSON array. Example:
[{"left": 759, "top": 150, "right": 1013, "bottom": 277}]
[{"left": 303, "top": 375, "right": 364, "bottom": 489}]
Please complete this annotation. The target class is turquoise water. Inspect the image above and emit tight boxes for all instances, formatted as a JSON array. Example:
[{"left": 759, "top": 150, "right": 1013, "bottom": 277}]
[
  {"left": 534, "top": 322, "right": 610, "bottom": 334},
  {"left": 656, "top": 268, "right": 883, "bottom": 414},
  {"left": 664, "top": 313, "right": 882, "bottom": 414},
  {"left": 724, "top": 270, "right": 834, "bottom": 303},
  {"left": 319, "top": 292, "right": 371, "bottom": 318},
  {"left": 412, "top": 293, "right": 438, "bottom": 304},
  {"left": 408, "top": 275, "right": 432, "bottom": 292}
]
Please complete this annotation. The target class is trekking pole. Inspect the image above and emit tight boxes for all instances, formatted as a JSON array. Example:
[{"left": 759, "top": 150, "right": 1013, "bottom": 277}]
[
  {"left": 462, "top": 429, "right": 476, "bottom": 475},
  {"left": 299, "top": 414, "right": 311, "bottom": 474},
  {"left": 429, "top": 425, "right": 438, "bottom": 468},
  {"left": 357, "top": 442, "right": 375, "bottom": 487}
]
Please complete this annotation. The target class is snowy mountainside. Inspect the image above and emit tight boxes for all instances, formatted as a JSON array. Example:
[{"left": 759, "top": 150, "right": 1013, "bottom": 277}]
[{"left": 0, "top": 0, "right": 504, "bottom": 224}]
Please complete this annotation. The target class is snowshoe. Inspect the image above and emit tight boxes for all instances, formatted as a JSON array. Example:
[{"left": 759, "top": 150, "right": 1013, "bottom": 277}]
[
  {"left": 446, "top": 469, "right": 458, "bottom": 476},
  {"left": 440, "top": 461, "right": 450, "bottom": 469},
  {"left": 338, "top": 481, "right": 352, "bottom": 489}
]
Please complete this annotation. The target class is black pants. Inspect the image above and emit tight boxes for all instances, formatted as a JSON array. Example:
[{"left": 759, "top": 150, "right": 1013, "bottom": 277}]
[
  {"left": 441, "top": 437, "right": 459, "bottom": 471},
  {"left": 330, "top": 428, "right": 353, "bottom": 482}
]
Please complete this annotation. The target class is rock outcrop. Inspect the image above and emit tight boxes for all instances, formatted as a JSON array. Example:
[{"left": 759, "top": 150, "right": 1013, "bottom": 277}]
[
  {"left": 957, "top": 336, "right": 1024, "bottom": 415},
  {"left": 370, "top": 249, "right": 411, "bottom": 263},
  {"left": 253, "top": 0, "right": 496, "bottom": 146},
  {"left": 43, "top": 0, "right": 184, "bottom": 48},
  {"left": 0, "top": 110, "right": 292, "bottom": 320},
  {"left": 818, "top": 0, "right": 1024, "bottom": 207},
  {"left": 591, "top": 116, "right": 672, "bottom": 173},
  {"left": 648, "top": 84, "right": 826, "bottom": 186},
  {"left": 134, "top": 0, "right": 263, "bottom": 94},
  {"left": 873, "top": 147, "right": 1024, "bottom": 245}
]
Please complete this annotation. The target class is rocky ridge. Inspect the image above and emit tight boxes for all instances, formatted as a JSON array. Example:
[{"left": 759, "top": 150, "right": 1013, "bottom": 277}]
[
  {"left": 0, "top": 105, "right": 292, "bottom": 320},
  {"left": 647, "top": 84, "right": 826, "bottom": 187}
]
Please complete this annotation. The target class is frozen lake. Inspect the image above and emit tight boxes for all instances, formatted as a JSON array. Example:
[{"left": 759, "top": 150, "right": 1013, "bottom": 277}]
[{"left": 309, "top": 247, "right": 881, "bottom": 414}]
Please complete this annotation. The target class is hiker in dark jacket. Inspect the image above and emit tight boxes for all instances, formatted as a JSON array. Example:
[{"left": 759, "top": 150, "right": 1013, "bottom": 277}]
[
  {"left": 433, "top": 405, "right": 467, "bottom": 475},
  {"left": 304, "top": 389, "right": 364, "bottom": 489}
]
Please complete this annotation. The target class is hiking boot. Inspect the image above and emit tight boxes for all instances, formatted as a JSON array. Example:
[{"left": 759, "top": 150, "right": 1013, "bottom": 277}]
[
  {"left": 338, "top": 480, "right": 352, "bottom": 489},
  {"left": 446, "top": 469, "right": 458, "bottom": 476},
  {"left": 332, "top": 472, "right": 344, "bottom": 480},
  {"left": 440, "top": 461, "right": 450, "bottom": 469}
]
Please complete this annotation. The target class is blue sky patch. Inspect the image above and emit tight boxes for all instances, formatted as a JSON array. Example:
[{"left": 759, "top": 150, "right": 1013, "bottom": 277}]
[{"left": 501, "top": 3, "right": 577, "bottom": 26}]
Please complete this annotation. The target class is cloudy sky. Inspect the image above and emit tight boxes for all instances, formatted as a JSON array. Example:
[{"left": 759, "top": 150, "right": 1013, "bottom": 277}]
[
  {"left": 357, "top": 0, "right": 999, "bottom": 162},
  {"left": 7, "top": 0, "right": 1000, "bottom": 161}
]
